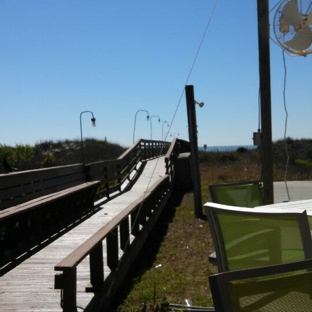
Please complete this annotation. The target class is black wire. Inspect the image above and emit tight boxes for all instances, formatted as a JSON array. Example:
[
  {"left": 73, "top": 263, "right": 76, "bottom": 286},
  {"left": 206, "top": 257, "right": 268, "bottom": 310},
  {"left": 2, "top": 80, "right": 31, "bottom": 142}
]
[{"left": 282, "top": 50, "right": 291, "bottom": 201}]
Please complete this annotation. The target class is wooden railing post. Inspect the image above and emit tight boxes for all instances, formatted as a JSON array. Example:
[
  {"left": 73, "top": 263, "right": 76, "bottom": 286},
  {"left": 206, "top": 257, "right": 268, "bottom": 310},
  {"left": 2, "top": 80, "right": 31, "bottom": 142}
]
[
  {"left": 107, "top": 228, "right": 119, "bottom": 270},
  {"left": 54, "top": 174, "right": 173, "bottom": 312},
  {"left": 165, "top": 158, "right": 169, "bottom": 174},
  {"left": 89, "top": 243, "right": 104, "bottom": 290},
  {"left": 131, "top": 208, "right": 140, "bottom": 236},
  {"left": 120, "top": 217, "right": 130, "bottom": 252},
  {"left": 62, "top": 268, "right": 77, "bottom": 312}
]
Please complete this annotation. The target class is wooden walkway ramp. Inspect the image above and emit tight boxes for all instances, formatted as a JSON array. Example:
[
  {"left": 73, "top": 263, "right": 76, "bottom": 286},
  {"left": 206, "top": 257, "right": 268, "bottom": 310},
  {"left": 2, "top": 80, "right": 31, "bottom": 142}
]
[{"left": 0, "top": 157, "right": 167, "bottom": 311}]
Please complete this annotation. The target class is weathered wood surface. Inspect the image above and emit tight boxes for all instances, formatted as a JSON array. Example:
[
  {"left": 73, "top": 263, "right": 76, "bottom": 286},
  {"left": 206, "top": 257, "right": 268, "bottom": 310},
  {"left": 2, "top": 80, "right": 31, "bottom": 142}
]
[
  {"left": 0, "top": 181, "right": 100, "bottom": 221},
  {"left": 0, "top": 164, "right": 89, "bottom": 209},
  {"left": 0, "top": 157, "right": 167, "bottom": 311}
]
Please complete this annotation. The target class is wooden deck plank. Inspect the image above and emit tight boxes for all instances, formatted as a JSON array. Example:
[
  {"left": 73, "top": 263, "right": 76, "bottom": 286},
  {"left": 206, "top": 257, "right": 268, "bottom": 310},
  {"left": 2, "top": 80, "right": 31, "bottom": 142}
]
[{"left": 0, "top": 157, "right": 166, "bottom": 311}]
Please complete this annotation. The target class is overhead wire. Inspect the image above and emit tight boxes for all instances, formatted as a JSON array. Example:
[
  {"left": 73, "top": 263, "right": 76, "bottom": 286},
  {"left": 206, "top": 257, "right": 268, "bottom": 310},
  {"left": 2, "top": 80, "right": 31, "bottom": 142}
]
[
  {"left": 105, "top": 0, "right": 220, "bottom": 300},
  {"left": 269, "top": 0, "right": 291, "bottom": 201},
  {"left": 129, "top": 0, "right": 220, "bottom": 240},
  {"left": 282, "top": 50, "right": 291, "bottom": 201},
  {"left": 262, "top": 0, "right": 291, "bottom": 200},
  {"left": 165, "top": 0, "right": 219, "bottom": 140}
]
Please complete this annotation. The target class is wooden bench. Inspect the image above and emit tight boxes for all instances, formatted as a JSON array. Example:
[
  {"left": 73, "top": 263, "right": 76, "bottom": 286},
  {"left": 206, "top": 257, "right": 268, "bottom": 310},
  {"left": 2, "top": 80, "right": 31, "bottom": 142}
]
[{"left": 0, "top": 164, "right": 101, "bottom": 253}]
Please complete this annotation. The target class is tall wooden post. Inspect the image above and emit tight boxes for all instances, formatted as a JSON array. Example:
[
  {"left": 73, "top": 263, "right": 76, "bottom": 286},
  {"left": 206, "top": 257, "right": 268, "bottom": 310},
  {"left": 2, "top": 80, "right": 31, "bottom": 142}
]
[
  {"left": 257, "top": 0, "right": 274, "bottom": 204},
  {"left": 186, "top": 85, "right": 203, "bottom": 218}
]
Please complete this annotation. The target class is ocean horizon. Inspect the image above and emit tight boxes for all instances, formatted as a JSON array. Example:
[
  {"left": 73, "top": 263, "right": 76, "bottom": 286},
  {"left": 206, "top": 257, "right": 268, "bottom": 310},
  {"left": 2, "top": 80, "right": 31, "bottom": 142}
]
[{"left": 199, "top": 145, "right": 257, "bottom": 152}]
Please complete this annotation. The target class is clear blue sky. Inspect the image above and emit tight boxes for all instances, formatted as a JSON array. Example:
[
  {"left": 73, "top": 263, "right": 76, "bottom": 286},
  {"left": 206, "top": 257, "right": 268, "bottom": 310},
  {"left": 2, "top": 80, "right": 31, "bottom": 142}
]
[{"left": 0, "top": 1, "right": 311, "bottom": 148}]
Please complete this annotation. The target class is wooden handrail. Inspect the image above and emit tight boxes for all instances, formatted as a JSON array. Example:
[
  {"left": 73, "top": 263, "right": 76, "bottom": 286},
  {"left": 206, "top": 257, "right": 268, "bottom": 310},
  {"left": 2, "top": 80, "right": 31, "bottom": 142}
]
[
  {"left": 55, "top": 193, "right": 146, "bottom": 269},
  {"left": 157, "top": 138, "right": 191, "bottom": 179},
  {"left": 54, "top": 175, "right": 172, "bottom": 311},
  {"left": 89, "top": 139, "right": 171, "bottom": 201}
]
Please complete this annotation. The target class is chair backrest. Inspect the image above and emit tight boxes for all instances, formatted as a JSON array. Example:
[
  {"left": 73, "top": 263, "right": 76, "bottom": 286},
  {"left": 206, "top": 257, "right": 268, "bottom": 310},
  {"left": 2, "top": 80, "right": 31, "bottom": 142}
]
[
  {"left": 209, "top": 258, "right": 312, "bottom": 312},
  {"left": 205, "top": 202, "right": 312, "bottom": 272},
  {"left": 209, "top": 181, "right": 263, "bottom": 207}
]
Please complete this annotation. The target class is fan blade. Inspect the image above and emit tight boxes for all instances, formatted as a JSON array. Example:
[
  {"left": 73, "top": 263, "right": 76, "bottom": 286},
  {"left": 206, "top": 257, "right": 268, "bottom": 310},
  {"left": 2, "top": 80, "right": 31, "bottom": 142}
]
[
  {"left": 285, "top": 27, "right": 312, "bottom": 50},
  {"left": 282, "top": 0, "right": 302, "bottom": 27},
  {"left": 308, "top": 12, "right": 312, "bottom": 24},
  {"left": 279, "top": 15, "right": 290, "bottom": 33}
]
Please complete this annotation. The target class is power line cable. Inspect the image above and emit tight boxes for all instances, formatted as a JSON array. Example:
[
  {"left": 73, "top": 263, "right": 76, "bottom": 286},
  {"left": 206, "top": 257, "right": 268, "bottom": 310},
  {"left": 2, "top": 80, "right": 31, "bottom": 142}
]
[
  {"left": 282, "top": 50, "right": 291, "bottom": 201},
  {"left": 103, "top": 0, "right": 219, "bottom": 300},
  {"left": 166, "top": 0, "right": 219, "bottom": 140},
  {"left": 106, "top": 1, "right": 220, "bottom": 298}
]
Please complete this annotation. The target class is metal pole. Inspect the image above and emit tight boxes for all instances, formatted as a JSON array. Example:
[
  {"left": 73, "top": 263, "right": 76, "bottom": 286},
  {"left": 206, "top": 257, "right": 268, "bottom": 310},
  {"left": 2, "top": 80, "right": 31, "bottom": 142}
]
[
  {"left": 186, "top": 85, "right": 203, "bottom": 218},
  {"left": 133, "top": 110, "right": 150, "bottom": 144}
]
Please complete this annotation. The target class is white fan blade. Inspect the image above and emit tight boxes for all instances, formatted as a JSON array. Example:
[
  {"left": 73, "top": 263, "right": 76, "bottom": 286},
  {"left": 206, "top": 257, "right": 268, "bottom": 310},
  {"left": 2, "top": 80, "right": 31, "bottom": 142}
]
[
  {"left": 285, "top": 27, "right": 312, "bottom": 50},
  {"left": 308, "top": 12, "right": 312, "bottom": 24},
  {"left": 282, "top": 0, "right": 302, "bottom": 27},
  {"left": 279, "top": 15, "right": 290, "bottom": 33}
]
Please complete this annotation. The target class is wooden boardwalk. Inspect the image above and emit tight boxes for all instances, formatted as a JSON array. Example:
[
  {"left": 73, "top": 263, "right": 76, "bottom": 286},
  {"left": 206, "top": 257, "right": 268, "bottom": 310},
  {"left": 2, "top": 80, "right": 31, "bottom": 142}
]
[{"left": 0, "top": 157, "right": 167, "bottom": 311}]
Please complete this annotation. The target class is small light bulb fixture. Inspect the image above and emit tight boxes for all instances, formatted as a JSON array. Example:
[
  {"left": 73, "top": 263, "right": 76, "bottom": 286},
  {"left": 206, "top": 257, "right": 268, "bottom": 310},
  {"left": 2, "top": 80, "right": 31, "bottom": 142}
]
[
  {"left": 162, "top": 120, "right": 169, "bottom": 141},
  {"left": 150, "top": 115, "right": 161, "bottom": 140},
  {"left": 133, "top": 109, "right": 150, "bottom": 143},
  {"left": 80, "top": 110, "right": 96, "bottom": 164},
  {"left": 194, "top": 100, "right": 204, "bottom": 107}
]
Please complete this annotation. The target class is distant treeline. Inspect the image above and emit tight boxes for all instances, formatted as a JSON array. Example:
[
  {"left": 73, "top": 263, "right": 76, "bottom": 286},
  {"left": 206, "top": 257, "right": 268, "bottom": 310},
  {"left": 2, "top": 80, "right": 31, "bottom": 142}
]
[
  {"left": 0, "top": 138, "right": 127, "bottom": 173},
  {"left": 272, "top": 138, "right": 312, "bottom": 164},
  {"left": 1, "top": 137, "right": 312, "bottom": 176},
  {"left": 198, "top": 138, "right": 312, "bottom": 180}
]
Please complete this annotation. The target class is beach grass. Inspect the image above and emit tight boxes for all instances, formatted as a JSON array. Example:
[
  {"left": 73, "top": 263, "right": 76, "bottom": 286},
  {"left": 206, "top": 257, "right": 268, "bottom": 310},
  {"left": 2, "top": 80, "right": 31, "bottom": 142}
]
[{"left": 111, "top": 143, "right": 312, "bottom": 311}]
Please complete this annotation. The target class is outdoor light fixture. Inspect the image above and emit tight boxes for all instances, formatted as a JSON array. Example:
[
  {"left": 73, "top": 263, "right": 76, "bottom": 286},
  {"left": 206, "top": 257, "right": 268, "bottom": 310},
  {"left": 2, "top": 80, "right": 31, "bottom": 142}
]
[
  {"left": 80, "top": 110, "right": 96, "bottom": 164},
  {"left": 150, "top": 115, "right": 161, "bottom": 140},
  {"left": 194, "top": 100, "right": 204, "bottom": 107},
  {"left": 162, "top": 120, "right": 169, "bottom": 141},
  {"left": 133, "top": 109, "right": 150, "bottom": 144},
  {"left": 171, "top": 132, "right": 180, "bottom": 138}
]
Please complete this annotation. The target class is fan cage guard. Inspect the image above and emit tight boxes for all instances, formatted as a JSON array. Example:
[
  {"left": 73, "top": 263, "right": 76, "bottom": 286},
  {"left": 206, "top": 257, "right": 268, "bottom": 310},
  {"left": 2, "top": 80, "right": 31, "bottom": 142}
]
[{"left": 273, "top": 0, "right": 312, "bottom": 56}]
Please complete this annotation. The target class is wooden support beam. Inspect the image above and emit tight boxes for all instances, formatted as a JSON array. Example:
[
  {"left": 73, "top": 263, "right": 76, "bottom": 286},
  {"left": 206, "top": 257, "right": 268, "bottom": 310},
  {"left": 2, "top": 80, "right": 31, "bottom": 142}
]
[
  {"left": 186, "top": 85, "right": 203, "bottom": 218},
  {"left": 257, "top": 0, "right": 274, "bottom": 204}
]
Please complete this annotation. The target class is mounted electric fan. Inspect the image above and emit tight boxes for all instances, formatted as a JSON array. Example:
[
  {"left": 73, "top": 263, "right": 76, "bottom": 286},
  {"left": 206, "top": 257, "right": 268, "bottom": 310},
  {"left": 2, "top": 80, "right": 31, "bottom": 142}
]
[{"left": 273, "top": 0, "right": 312, "bottom": 56}]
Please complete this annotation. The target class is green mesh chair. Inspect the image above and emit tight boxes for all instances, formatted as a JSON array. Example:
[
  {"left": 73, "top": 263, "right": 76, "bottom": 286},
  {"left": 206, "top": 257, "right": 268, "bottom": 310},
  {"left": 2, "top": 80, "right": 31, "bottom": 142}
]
[
  {"left": 209, "top": 258, "right": 312, "bottom": 312},
  {"left": 205, "top": 202, "right": 312, "bottom": 272},
  {"left": 209, "top": 181, "right": 263, "bottom": 208}
]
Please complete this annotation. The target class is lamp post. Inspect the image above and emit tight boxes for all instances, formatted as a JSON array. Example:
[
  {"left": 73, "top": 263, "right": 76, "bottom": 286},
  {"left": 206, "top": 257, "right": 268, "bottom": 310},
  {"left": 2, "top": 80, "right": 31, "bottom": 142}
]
[
  {"left": 150, "top": 115, "right": 161, "bottom": 140},
  {"left": 133, "top": 110, "right": 150, "bottom": 143},
  {"left": 80, "top": 111, "right": 96, "bottom": 164},
  {"left": 162, "top": 120, "right": 169, "bottom": 141}
]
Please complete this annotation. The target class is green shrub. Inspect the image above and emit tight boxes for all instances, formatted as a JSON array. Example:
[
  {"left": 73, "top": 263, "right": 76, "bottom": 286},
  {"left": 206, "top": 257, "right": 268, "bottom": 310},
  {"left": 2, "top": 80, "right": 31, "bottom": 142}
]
[
  {"left": 41, "top": 155, "right": 62, "bottom": 168},
  {"left": 0, "top": 139, "right": 127, "bottom": 173},
  {"left": 295, "top": 159, "right": 312, "bottom": 169},
  {"left": 0, "top": 144, "right": 34, "bottom": 171}
]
